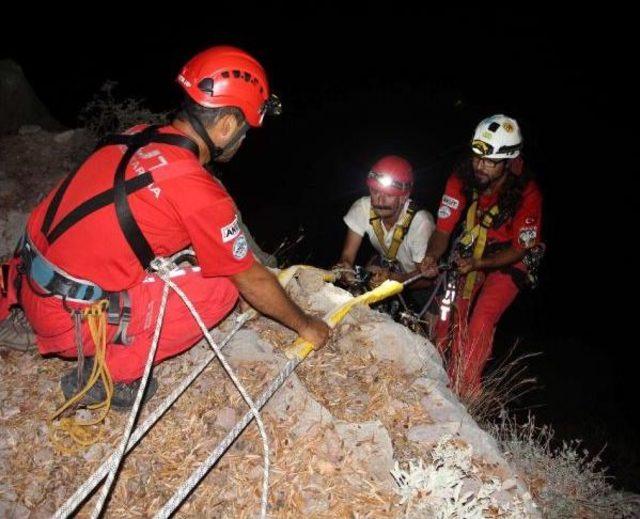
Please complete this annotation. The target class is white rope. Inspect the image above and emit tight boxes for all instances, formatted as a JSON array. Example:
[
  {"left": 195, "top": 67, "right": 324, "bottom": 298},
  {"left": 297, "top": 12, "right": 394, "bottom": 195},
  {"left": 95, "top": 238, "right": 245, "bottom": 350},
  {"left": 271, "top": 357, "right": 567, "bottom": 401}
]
[
  {"left": 154, "top": 353, "right": 303, "bottom": 519},
  {"left": 54, "top": 254, "right": 267, "bottom": 518},
  {"left": 158, "top": 275, "right": 270, "bottom": 519},
  {"left": 89, "top": 260, "right": 174, "bottom": 518},
  {"left": 54, "top": 262, "right": 314, "bottom": 518},
  {"left": 90, "top": 256, "right": 269, "bottom": 518},
  {"left": 52, "top": 310, "right": 253, "bottom": 519}
]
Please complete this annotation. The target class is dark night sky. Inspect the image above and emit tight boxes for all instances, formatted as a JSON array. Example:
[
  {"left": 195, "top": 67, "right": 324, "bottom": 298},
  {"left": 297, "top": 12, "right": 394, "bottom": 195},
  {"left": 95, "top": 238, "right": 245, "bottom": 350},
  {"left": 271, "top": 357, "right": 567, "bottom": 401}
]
[{"left": 3, "top": 8, "right": 638, "bottom": 489}]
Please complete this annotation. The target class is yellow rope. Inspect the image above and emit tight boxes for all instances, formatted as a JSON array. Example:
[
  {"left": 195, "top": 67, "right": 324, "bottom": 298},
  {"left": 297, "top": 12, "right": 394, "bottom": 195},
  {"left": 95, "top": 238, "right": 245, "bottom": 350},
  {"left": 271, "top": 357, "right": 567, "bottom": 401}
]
[{"left": 49, "top": 300, "right": 114, "bottom": 453}]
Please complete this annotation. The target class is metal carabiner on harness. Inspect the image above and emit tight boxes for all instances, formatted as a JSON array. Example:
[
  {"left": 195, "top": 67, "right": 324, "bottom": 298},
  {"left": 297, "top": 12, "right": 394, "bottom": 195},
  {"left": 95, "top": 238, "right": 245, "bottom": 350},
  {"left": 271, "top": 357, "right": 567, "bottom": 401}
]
[{"left": 439, "top": 269, "right": 458, "bottom": 321}]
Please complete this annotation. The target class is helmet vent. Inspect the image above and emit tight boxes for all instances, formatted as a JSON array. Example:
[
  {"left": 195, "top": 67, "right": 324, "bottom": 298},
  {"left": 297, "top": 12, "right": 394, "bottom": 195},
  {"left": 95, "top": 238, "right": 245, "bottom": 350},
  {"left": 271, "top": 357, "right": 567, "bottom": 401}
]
[
  {"left": 488, "top": 122, "right": 500, "bottom": 132},
  {"left": 197, "top": 78, "right": 215, "bottom": 95},
  {"left": 221, "top": 71, "right": 230, "bottom": 78},
  {"left": 232, "top": 70, "right": 241, "bottom": 78}
]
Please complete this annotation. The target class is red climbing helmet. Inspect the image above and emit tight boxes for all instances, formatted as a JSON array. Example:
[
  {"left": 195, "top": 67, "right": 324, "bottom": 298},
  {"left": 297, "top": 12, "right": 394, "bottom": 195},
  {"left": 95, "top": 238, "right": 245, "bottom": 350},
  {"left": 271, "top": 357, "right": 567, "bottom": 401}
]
[
  {"left": 177, "top": 46, "right": 281, "bottom": 127},
  {"left": 366, "top": 155, "right": 414, "bottom": 196}
]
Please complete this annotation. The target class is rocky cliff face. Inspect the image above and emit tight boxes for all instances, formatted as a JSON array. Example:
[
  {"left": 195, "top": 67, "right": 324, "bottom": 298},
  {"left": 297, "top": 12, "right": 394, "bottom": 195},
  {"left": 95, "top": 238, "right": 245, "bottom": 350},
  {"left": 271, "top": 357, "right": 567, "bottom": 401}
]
[
  {"left": 0, "top": 266, "right": 538, "bottom": 517},
  {"left": 0, "top": 126, "right": 93, "bottom": 260},
  {"left": 0, "top": 124, "right": 538, "bottom": 517}
]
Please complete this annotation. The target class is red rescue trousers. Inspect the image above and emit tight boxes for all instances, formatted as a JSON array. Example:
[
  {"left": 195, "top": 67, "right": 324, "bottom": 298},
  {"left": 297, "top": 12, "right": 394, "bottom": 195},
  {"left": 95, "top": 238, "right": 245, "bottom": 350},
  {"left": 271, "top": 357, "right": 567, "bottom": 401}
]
[
  {"left": 434, "top": 269, "right": 520, "bottom": 396},
  {"left": 21, "top": 267, "right": 238, "bottom": 383}
]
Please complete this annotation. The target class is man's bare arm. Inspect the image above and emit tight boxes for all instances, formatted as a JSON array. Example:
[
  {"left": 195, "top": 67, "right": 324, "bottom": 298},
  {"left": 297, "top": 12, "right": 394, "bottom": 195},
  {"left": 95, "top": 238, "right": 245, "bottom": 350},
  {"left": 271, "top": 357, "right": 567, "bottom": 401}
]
[
  {"left": 231, "top": 262, "right": 330, "bottom": 347},
  {"left": 424, "top": 229, "right": 451, "bottom": 261},
  {"left": 419, "top": 229, "right": 451, "bottom": 277},
  {"left": 336, "top": 229, "right": 363, "bottom": 268}
]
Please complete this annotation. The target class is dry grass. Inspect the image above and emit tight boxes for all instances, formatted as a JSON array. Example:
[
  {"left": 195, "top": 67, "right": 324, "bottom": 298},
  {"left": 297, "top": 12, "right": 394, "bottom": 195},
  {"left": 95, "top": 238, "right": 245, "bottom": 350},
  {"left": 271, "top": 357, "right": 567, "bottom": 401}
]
[
  {"left": 459, "top": 346, "right": 540, "bottom": 426},
  {"left": 434, "top": 318, "right": 539, "bottom": 425},
  {"left": 490, "top": 412, "right": 640, "bottom": 518},
  {"left": 0, "top": 309, "right": 432, "bottom": 517}
]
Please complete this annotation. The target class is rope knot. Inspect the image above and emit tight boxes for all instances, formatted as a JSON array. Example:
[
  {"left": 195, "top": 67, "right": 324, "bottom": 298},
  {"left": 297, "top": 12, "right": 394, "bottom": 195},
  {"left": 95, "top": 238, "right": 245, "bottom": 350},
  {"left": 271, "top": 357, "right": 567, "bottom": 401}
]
[{"left": 149, "top": 257, "right": 178, "bottom": 278}]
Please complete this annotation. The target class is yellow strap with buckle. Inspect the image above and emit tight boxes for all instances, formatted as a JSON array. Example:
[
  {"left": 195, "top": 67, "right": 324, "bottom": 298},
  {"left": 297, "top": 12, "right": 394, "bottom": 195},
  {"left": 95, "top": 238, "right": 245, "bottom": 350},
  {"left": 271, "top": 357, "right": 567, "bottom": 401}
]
[
  {"left": 284, "top": 279, "right": 404, "bottom": 360},
  {"left": 461, "top": 193, "right": 500, "bottom": 299},
  {"left": 369, "top": 203, "right": 416, "bottom": 263}
]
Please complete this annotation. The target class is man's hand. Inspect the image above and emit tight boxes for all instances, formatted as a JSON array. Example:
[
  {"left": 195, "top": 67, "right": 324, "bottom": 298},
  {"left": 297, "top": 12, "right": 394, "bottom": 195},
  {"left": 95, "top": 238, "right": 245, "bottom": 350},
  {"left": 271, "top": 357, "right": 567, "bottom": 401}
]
[
  {"left": 456, "top": 257, "right": 482, "bottom": 275},
  {"left": 231, "top": 262, "right": 331, "bottom": 348},
  {"left": 299, "top": 315, "right": 331, "bottom": 349},
  {"left": 419, "top": 254, "right": 440, "bottom": 278},
  {"left": 332, "top": 261, "right": 356, "bottom": 285},
  {"left": 367, "top": 265, "right": 391, "bottom": 287}
]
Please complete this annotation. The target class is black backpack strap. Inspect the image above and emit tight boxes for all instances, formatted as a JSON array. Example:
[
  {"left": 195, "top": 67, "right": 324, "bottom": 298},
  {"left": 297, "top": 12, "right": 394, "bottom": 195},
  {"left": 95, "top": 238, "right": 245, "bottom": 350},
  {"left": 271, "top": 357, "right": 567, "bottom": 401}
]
[
  {"left": 39, "top": 126, "right": 199, "bottom": 269},
  {"left": 151, "top": 133, "right": 200, "bottom": 156},
  {"left": 46, "top": 173, "right": 154, "bottom": 244},
  {"left": 113, "top": 145, "right": 156, "bottom": 268},
  {"left": 95, "top": 127, "right": 199, "bottom": 157},
  {"left": 94, "top": 124, "right": 159, "bottom": 150},
  {"left": 41, "top": 170, "right": 82, "bottom": 236}
]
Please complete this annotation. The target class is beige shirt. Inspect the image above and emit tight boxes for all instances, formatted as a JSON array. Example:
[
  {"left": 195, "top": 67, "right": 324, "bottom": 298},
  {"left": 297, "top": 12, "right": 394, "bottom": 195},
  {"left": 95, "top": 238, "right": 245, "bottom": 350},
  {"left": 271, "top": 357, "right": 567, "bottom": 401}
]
[{"left": 343, "top": 197, "right": 435, "bottom": 273}]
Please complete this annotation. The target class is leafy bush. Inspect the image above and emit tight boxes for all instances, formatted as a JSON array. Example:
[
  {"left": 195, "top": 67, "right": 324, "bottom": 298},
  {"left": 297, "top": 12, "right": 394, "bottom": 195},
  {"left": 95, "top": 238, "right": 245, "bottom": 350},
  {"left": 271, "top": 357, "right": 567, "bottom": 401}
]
[{"left": 79, "top": 81, "right": 168, "bottom": 136}]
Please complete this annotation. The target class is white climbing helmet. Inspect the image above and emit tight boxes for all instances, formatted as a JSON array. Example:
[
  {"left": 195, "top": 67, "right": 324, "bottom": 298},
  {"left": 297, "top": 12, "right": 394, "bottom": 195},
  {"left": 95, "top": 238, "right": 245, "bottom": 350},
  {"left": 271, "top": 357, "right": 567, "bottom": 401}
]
[{"left": 471, "top": 114, "right": 522, "bottom": 159}]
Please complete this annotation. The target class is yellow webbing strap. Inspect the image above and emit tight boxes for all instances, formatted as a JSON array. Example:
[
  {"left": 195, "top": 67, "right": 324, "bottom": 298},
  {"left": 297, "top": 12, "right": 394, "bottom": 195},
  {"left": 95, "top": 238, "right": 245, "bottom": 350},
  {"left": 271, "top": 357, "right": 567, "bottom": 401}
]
[
  {"left": 461, "top": 193, "right": 500, "bottom": 299},
  {"left": 369, "top": 204, "right": 416, "bottom": 262},
  {"left": 49, "top": 300, "right": 114, "bottom": 453},
  {"left": 284, "top": 279, "right": 404, "bottom": 360}
]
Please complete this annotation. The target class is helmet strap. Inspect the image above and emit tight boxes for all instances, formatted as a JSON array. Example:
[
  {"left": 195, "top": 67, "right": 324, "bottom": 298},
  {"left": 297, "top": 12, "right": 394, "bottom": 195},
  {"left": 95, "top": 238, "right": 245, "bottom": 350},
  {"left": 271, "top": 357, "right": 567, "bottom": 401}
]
[
  {"left": 224, "top": 120, "right": 249, "bottom": 150},
  {"left": 185, "top": 105, "right": 224, "bottom": 164},
  {"left": 185, "top": 105, "right": 250, "bottom": 165}
]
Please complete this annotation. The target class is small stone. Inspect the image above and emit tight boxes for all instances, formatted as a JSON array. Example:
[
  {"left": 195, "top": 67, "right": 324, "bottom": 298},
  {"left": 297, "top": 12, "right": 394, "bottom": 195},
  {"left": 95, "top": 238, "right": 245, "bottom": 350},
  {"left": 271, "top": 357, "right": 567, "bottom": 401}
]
[
  {"left": 0, "top": 483, "right": 17, "bottom": 501},
  {"left": 82, "top": 442, "right": 106, "bottom": 462},
  {"left": 502, "top": 478, "right": 517, "bottom": 491},
  {"left": 215, "top": 407, "right": 236, "bottom": 430},
  {"left": 24, "top": 480, "right": 45, "bottom": 506},
  {"left": 74, "top": 409, "right": 92, "bottom": 422},
  {"left": 32, "top": 447, "right": 54, "bottom": 466}
]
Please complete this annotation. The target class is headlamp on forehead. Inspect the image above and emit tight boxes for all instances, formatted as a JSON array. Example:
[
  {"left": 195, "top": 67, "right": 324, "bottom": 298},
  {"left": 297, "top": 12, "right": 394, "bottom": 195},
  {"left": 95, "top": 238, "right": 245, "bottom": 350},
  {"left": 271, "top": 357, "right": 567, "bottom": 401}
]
[
  {"left": 378, "top": 175, "right": 393, "bottom": 187},
  {"left": 367, "top": 171, "right": 412, "bottom": 192},
  {"left": 262, "top": 94, "right": 283, "bottom": 117},
  {"left": 471, "top": 139, "right": 494, "bottom": 157}
]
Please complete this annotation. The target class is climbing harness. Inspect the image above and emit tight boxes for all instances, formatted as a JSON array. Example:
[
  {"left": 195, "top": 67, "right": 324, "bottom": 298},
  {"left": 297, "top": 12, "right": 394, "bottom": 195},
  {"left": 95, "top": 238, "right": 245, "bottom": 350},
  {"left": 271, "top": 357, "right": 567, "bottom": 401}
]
[
  {"left": 38, "top": 125, "right": 200, "bottom": 270},
  {"left": 369, "top": 202, "right": 417, "bottom": 264},
  {"left": 459, "top": 192, "right": 500, "bottom": 300}
]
